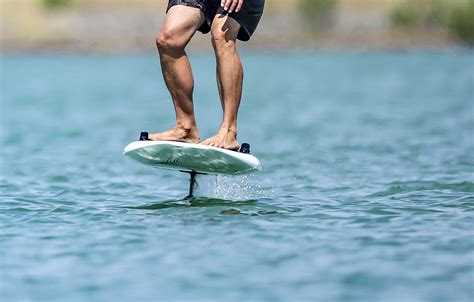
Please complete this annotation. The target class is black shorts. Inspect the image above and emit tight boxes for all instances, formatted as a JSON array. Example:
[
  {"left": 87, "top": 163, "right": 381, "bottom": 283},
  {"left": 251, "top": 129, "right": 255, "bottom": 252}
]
[{"left": 166, "top": 0, "right": 265, "bottom": 41}]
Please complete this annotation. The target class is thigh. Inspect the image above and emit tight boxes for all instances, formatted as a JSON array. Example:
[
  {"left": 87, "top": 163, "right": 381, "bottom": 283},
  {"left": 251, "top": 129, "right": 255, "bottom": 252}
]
[
  {"left": 161, "top": 4, "right": 206, "bottom": 43},
  {"left": 211, "top": 14, "right": 241, "bottom": 41}
]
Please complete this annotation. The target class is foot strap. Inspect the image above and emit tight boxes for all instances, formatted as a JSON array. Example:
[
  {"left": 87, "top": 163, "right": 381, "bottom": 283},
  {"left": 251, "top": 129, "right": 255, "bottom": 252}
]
[{"left": 139, "top": 132, "right": 150, "bottom": 141}]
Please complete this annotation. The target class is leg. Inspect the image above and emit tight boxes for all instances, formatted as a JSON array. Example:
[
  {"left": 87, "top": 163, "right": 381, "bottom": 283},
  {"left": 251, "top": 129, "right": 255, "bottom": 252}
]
[
  {"left": 201, "top": 14, "right": 242, "bottom": 150},
  {"left": 150, "top": 5, "right": 205, "bottom": 143}
]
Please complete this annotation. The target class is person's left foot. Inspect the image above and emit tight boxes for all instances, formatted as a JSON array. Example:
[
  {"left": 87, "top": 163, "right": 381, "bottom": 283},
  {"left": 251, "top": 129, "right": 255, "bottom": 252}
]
[{"left": 201, "top": 128, "right": 240, "bottom": 150}]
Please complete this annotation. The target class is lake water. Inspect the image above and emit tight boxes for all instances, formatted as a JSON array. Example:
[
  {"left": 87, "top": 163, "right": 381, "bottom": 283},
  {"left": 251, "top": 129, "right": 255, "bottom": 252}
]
[{"left": 1, "top": 52, "right": 473, "bottom": 302}]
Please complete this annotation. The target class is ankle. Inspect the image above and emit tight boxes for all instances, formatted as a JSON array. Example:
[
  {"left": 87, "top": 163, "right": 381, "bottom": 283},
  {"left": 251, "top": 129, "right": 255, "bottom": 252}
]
[
  {"left": 176, "top": 121, "right": 197, "bottom": 132},
  {"left": 219, "top": 126, "right": 237, "bottom": 136}
]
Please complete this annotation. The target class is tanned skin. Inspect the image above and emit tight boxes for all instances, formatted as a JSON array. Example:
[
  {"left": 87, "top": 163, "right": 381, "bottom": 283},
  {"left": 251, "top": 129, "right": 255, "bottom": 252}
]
[{"left": 150, "top": 0, "right": 245, "bottom": 150}]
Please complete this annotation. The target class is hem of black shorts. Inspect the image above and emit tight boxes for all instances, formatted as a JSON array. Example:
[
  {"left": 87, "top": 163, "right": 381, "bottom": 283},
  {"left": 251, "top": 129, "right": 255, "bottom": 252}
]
[
  {"left": 237, "top": 27, "right": 251, "bottom": 42},
  {"left": 233, "top": 19, "right": 252, "bottom": 41}
]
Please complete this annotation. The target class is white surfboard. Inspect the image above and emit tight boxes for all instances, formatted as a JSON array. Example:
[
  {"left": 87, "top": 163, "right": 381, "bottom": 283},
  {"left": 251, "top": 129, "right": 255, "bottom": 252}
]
[{"left": 123, "top": 140, "right": 262, "bottom": 175}]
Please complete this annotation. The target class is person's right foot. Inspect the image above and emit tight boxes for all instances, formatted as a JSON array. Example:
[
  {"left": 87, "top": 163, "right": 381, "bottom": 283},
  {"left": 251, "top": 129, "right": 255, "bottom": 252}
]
[
  {"left": 201, "top": 128, "right": 240, "bottom": 150},
  {"left": 149, "top": 126, "right": 200, "bottom": 143}
]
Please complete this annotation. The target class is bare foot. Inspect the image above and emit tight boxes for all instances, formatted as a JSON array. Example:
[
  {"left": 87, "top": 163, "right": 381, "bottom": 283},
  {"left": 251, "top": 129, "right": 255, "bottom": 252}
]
[
  {"left": 201, "top": 128, "right": 240, "bottom": 150},
  {"left": 149, "top": 126, "right": 200, "bottom": 143}
]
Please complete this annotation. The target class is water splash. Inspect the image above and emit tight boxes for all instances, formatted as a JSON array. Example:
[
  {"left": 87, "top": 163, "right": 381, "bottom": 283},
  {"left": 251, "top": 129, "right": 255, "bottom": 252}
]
[{"left": 194, "top": 174, "right": 265, "bottom": 200}]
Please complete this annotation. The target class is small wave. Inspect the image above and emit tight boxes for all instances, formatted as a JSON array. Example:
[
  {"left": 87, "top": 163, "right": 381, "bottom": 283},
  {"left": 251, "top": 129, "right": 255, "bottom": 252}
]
[
  {"left": 368, "top": 181, "right": 474, "bottom": 197},
  {"left": 123, "top": 197, "right": 258, "bottom": 210}
]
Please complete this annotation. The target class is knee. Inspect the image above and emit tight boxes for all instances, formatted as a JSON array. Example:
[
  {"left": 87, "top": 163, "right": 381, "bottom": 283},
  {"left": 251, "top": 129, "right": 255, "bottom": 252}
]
[
  {"left": 211, "top": 28, "right": 235, "bottom": 53},
  {"left": 156, "top": 28, "right": 185, "bottom": 52}
]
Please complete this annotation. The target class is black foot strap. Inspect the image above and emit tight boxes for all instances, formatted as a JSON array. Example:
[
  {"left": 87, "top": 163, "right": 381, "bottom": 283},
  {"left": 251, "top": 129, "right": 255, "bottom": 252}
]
[{"left": 139, "top": 132, "right": 150, "bottom": 141}]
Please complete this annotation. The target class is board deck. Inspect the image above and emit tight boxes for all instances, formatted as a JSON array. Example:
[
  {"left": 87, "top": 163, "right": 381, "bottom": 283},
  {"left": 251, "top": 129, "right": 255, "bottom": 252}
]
[{"left": 123, "top": 140, "right": 262, "bottom": 175}]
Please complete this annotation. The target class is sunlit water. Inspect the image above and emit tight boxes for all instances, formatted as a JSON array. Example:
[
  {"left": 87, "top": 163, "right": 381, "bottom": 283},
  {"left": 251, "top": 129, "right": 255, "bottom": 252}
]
[{"left": 1, "top": 52, "right": 473, "bottom": 301}]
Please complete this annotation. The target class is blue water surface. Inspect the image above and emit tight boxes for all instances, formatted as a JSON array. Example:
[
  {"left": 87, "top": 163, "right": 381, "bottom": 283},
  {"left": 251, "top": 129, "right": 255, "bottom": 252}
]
[{"left": 1, "top": 51, "right": 473, "bottom": 301}]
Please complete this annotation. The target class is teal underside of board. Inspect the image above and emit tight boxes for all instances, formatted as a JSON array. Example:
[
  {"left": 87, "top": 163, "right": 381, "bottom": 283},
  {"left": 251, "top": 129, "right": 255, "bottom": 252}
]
[{"left": 124, "top": 141, "right": 261, "bottom": 176}]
